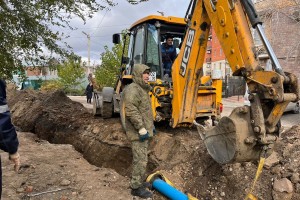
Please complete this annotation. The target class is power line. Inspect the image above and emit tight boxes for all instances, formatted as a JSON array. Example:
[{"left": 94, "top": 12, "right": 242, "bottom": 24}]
[
  {"left": 74, "top": 24, "right": 131, "bottom": 30},
  {"left": 64, "top": 35, "right": 113, "bottom": 39},
  {"left": 90, "top": 9, "right": 108, "bottom": 36}
]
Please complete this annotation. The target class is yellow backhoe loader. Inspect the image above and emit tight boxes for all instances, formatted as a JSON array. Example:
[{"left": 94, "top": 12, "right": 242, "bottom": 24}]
[{"left": 94, "top": 0, "right": 299, "bottom": 164}]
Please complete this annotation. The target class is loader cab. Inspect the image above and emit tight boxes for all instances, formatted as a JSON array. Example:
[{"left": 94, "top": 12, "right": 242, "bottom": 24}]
[{"left": 113, "top": 15, "right": 187, "bottom": 83}]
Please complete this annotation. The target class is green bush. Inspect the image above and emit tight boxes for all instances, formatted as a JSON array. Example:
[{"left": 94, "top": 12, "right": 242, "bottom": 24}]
[
  {"left": 41, "top": 80, "right": 85, "bottom": 95},
  {"left": 64, "top": 87, "right": 85, "bottom": 96},
  {"left": 40, "top": 80, "right": 63, "bottom": 91}
]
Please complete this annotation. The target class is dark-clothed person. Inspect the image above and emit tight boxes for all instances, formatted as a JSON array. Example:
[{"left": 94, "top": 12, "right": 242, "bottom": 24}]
[
  {"left": 0, "top": 79, "right": 20, "bottom": 197},
  {"left": 122, "top": 64, "right": 155, "bottom": 199},
  {"left": 161, "top": 36, "right": 176, "bottom": 77},
  {"left": 85, "top": 82, "right": 93, "bottom": 104}
]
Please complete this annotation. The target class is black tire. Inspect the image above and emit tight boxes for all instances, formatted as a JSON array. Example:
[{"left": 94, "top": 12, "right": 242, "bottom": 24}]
[
  {"left": 119, "top": 98, "right": 126, "bottom": 130},
  {"left": 102, "top": 102, "right": 114, "bottom": 118},
  {"left": 92, "top": 93, "right": 102, "bottom": 116}
]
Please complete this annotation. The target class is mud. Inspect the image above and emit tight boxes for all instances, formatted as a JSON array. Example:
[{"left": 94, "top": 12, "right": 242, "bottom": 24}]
[{"left": 7, "top": 90, "right": 300, "bottom": 200}]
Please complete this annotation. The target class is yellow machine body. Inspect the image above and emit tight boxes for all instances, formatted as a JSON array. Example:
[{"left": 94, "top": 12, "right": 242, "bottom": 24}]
[{"left": 109, "top": 0, "right": 299, "bottom": 164}]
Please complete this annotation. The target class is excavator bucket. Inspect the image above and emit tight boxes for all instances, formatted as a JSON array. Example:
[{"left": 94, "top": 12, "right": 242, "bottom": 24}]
[{"left": 201, "top": 106, "right": 262, "bottom": 164}]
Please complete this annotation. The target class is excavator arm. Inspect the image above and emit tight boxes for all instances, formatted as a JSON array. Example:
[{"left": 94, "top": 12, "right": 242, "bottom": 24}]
[{"left": 172, "top": 0, "right": 299, "bottom": 163}]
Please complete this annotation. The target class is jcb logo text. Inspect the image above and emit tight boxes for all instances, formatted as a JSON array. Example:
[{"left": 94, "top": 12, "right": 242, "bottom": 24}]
[{"left": 180, "top": 29, "right": 195, "bottom": 77}]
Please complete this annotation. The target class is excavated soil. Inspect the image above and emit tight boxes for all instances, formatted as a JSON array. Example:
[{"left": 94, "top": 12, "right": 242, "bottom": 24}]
[{"left": 5, "top": 89, "right": 300, "bottom": 200}]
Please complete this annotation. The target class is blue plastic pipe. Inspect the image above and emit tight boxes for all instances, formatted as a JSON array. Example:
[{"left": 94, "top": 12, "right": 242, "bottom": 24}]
[{"left": 152, "top": 179, "right": 188, "bottom": 200}]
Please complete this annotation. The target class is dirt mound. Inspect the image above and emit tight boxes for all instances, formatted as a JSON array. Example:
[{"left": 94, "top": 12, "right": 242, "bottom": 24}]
[
  {"left": 9, "top": 90, "right": 134, "bottom": 176},
  {"left": 9, "top": 90, "right": 90, "bottom": 133},
  {"left": 7, "top": 90, "right": 300, "bottom": 199}
]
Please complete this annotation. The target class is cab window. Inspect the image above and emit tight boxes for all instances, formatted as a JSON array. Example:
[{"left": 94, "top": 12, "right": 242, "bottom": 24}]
[
  {"left": 146, "top": 24, "right": 161, "bottom": 78},
  {"left": 133, "top": 26, "right": 145, "bottom": 65}
]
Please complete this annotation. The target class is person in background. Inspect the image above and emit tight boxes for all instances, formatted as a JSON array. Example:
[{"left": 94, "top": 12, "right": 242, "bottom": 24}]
[
  {"left": 122, "top": 64, "right": 155, "bottom": 199},
  {"left": 87, "top": 73, "right": 93, "bottom": 83},
  {"left": 85, "top": 82, "right": 93, "bottom": 104},
  {"left": 0, "top": 79, "right": 21, "bottom": 197},
  {"left": 161, "top": 35, "right": 177, "bottom": 78}
]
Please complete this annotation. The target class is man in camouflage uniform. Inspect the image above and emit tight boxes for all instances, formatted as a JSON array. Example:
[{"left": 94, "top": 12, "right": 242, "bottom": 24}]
[{"left": 122, "top": 64, "right": 155, "bottom": 199}]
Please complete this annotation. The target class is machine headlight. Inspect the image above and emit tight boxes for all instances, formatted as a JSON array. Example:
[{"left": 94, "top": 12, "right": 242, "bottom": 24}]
[{"left": 155, "top": 87, "right": 162, "bottom": 95}]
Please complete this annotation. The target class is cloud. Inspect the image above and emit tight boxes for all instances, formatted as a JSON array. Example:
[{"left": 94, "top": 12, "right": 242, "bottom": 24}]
[{"left": 60, "top": 0, "right": 189, "bottom": 65}]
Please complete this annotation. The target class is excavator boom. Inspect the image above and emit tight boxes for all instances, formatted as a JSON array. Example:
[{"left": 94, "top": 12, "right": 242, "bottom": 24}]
[
  {"left": 110, "top": 0, "right": 299, "bottom": 164},
  {"left": 172, "top": 0, "right": 299, "bottom": 163}
]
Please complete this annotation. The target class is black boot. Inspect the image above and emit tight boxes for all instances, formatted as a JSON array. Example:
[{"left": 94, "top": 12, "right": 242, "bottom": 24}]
[
  {"left": 142, "top": 182, "right": 152, "bottom": 189},
  {"left": 131, "top": 187, "right": 153, "bottom": 199}
]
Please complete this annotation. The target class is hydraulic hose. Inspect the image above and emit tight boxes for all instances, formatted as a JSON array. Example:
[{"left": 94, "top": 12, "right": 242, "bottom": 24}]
[
  {"left": 241, "top": 0, "right": 289, "bottom": 82},
  {"left": 240, "top": 0, "right": 262, "bottom": 28}
]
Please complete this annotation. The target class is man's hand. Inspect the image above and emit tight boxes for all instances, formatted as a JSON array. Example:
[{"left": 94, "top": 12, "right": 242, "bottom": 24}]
[
  {"left": 138, "top": 128, "right": 150, "bottom": 142},
  {"left": 9, "top": 152, "right": 20, "bottom": 172}
]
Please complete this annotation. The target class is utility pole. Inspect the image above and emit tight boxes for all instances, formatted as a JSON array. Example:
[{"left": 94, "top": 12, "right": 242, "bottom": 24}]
[{"left": 82, "top": 31, "right": 91, "bottom": 74}]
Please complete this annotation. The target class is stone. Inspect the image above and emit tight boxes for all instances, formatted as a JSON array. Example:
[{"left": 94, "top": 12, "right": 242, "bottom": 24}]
[
  {"left": 271, "top": 165, "right": 281, "bottom": 175},
  {"left": 272, "top": 190, "right": 293, "bottom": 200},
  {"left": 219, "top": 176, "right": 227, "bottom": 183},
  {"left": 291, "top": 173, "right": 300, "bottom": 184},
  {"left": 60, "top": 179, "right": 71, "bottom": 186},
  {"left": 25, "top": 186, "right": 33, "bottom": 193},
  {"left": 264, "top": 152, "right": 280, "bottom": 169},
  {"left": 92, "top": 126, "right": 101, "bottom": 134},
  {"left": 273, "top": 178, "right": 293, "bottom": 193},
  {"left": 296, "top": 183, "right": 300, "bottom": 193},
  {"left": 16, "top": 187, "right": 24, "bottom": 193}
]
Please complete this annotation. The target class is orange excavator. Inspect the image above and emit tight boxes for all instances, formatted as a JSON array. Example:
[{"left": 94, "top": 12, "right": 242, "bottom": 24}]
[{"left": 95, "top": 0, "right": 299, "bottom": 165}]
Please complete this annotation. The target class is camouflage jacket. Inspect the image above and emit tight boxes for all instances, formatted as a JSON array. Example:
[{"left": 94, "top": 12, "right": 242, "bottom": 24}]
[{"left": 122, "top": 64, "right": 154, "bottom": 141}]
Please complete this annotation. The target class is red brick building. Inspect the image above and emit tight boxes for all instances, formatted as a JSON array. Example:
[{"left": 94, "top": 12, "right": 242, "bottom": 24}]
[
  {"left": 203, "top": 0, "right": 300, "bottom": 81},
  {"left": 203, "top": 27, "right": 230, "bottom": 79},
  {"left": 255, "top": 0, "right": 300, "bottom": 80}
]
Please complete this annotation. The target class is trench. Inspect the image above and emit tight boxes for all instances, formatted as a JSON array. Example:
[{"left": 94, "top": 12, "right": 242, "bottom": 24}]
[
  {"left": 32, "top": 113, "right": 158, "bottom": 177},
  {"left": 9, "top": 90, "right": 158, "bottom": 177}
]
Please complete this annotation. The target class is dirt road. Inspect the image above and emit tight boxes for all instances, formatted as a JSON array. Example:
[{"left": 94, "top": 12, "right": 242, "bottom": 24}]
[
  {"left": 69, "top": 95, "right": 300, "bottom": 129},
  {"left": 2, "top": 132, "right": 132, "bottom": 200},
  {"left": 221, "top": 98, "right": 300, "bottom": 129}
]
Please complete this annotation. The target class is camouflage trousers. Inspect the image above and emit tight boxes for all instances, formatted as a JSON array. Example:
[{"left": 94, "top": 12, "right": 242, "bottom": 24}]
[{"left": 130, "top": 140, "right": 149, "bottom": 189}]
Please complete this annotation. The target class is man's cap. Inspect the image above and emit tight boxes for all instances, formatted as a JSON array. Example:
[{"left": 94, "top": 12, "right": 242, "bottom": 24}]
[{"left": 165, "top": 34, "right": 173, "bottom": 40}]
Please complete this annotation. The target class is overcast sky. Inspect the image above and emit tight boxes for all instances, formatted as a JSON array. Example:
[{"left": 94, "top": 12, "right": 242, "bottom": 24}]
[{"left": 61, "top": 0, "right": 189, "bottom": 65}]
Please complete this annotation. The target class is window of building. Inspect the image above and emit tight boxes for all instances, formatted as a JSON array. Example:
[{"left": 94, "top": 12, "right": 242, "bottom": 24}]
[{"left": 208, "top": 35, "right": 212, "bottom": 41}]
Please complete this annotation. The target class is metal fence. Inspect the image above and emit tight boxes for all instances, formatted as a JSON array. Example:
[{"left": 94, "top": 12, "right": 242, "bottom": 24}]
[{"left": 222, "top": 76, "right": 246, "bottom": 98}]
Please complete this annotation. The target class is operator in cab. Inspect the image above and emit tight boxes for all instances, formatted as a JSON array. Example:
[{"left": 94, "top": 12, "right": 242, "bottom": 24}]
[{"left": 161, "top": 35, "right": 176, "bottom": 78}]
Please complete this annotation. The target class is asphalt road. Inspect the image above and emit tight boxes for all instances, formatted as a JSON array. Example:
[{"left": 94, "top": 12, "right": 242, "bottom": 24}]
[
  {"left": 69, "top": 96, "right": 300, "bottom": 130},
  {"left": 222, "top": 99, "right": 300, "bottom": 129}
]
